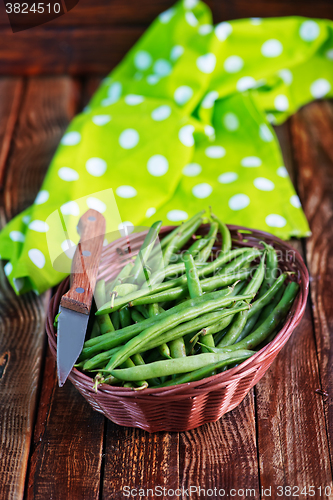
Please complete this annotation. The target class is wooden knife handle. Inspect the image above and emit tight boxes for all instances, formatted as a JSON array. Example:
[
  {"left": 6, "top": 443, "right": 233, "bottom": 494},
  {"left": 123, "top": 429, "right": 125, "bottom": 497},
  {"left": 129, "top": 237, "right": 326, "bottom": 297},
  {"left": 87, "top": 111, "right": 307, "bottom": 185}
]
[{"left": 60, "top": 209, "right": 106, "bottom": 314}]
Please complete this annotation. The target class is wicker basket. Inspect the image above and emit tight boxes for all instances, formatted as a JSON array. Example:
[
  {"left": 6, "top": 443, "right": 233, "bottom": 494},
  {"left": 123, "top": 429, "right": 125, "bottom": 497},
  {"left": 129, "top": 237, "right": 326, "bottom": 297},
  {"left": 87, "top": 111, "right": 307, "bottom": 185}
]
[{"left": 46, "top": 224, "right": 309, "bottom": 433}]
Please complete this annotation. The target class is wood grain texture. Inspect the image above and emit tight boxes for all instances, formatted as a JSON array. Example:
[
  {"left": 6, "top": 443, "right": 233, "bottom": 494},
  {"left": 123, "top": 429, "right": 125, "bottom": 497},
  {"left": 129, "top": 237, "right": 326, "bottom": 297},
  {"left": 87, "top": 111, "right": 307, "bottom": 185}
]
[
  {"left": 25, "top": 348, "right": 104, "bottom": 500},
  {"left": 0, "top": 76, "right": 80, "bottom": 499},
  {"left": 215, "top": 0, "right": 333, "bottom": 21},
  {"left": 0, "top": 0, "right": 216, "bottom": 26},
  {"left": 81, "top": 76, "right": 103, "bottom": 110},
  {"left": 102, "top": 422, "right": 179, "bottom": 499},
  {"left": 0, "top": 0, "right": 331, "bottom": 27},
  {"left": 0, "top": 27, "right": 143, "bottom": 76},
  {"left": 3, "top": 76, "right": 79, "bottom": 219},
  {"left": 0, "top": 0, "right": 331, "bottom": 76},
  {"left": 255, "top": 120, "right": 332, "bottom": 490},
  {"left": 180, "top": 393, "right": 259, "bottom": 498},
  {"left": 0, "top": 268, "right": 50, "bottom": 500},
  {"left": 61, "top": 209, "right": 106, "bottom": 314},
  {"left": 0, "top": 78, "right": 23, "bottom": 189},
  {"left": 255, "top": 240, "right": 332, "bottom": 492},
  {"left": 290, "top": 101, "right": 333, "bottom": 465}
]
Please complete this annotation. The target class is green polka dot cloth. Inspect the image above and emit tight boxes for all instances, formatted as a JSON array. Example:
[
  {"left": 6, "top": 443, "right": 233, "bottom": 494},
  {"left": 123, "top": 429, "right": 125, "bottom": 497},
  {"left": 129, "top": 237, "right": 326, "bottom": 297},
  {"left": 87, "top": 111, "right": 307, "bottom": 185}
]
[{"left": 1, "top": 0, "right": 333, "bottom": 295}]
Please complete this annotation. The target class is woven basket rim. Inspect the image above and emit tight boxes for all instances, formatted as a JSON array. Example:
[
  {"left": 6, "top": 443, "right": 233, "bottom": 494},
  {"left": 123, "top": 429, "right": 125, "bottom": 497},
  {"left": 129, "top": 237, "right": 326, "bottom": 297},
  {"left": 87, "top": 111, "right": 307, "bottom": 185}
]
[{"left": 46, "top": 223, "right": 309, "bottom": 398}]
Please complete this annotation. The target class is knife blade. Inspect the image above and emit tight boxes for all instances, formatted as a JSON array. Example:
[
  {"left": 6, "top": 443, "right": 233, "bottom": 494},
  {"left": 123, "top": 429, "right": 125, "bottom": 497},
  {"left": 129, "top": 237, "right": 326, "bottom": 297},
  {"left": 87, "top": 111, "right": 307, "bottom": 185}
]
[{"left": 57, "top": 208, "right": 106, "bottom": 386}]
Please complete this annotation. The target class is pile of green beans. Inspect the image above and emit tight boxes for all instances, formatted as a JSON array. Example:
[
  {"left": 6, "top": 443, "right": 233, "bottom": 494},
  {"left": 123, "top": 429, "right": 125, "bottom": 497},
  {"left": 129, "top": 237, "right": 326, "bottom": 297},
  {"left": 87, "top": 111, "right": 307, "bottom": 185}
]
[{"left": 74, "top": 209, "right": 300, "bottom": 390}]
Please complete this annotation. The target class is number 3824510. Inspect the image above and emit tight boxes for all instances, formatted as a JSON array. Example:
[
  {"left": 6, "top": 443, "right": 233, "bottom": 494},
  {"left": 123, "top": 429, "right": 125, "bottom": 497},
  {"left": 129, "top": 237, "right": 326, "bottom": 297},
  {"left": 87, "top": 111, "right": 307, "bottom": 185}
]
[{"left": 5, "top": 3, "right": 61, "bottom": 14}]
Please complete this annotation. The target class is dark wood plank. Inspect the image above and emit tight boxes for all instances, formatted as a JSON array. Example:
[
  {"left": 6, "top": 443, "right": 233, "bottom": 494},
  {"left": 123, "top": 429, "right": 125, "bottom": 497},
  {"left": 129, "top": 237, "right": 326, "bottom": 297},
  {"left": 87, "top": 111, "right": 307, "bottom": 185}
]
[
  {"left": 0, "top": 27, "right": 143, "bottom": 76},
  {"left": 7, "top": 75, "right": 107, "bottom": 499},
  {"left": 256, "top": 239, "right": 332, "bottom": 492},
  {"left": 81, "top": 76, "right": 103, "bottom": 110},
  {"left": 290, "top": 101, "right": 333, "bottom": 462},
  {"left": 274, "top": 122, "right": 296, "bottom": 186},
  {"left": 3, "top": 76, "right": 79, "bottom": 219},
  {"left": 0, "top": 78, "right": 23, "bottom": 189},
  {"left": 256, "top": 120, "right": 332, "bottom": 490},
  {"left": 180, "top": 393, "right": 259, "bottom": 498},
  {"left": 1, "top": 0, "right": 331, "bottom": 27},
  {"left": 216, "top": 0, "right": 333, "bottom": 21},
  {"left": 0, "top": 1, "right": 332, "bottom": 76},
  {"left": 76, "top": 75, "right": 181, "bottom": 500},
  {"left": 102, "top": 422, "right": 179, "bottom": 500},
  {"left": 0, "top": 0, "right": 216, "bottom": 26},
  {"left": 0, "top": 75, "right": 79, "bottom": 499},
  {"left": 26, "top": 347, "right": 104, "bottom": 500},
  {"left": 0, "top": 268, "right": 50, "bottom": 500}
]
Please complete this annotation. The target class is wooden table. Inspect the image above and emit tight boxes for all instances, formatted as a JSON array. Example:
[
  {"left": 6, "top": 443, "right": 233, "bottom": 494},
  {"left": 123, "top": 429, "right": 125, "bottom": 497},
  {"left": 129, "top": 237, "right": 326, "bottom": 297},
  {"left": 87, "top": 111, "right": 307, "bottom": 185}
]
[{"left": 0, "top": 2, "right": 333, "bottom": 499}]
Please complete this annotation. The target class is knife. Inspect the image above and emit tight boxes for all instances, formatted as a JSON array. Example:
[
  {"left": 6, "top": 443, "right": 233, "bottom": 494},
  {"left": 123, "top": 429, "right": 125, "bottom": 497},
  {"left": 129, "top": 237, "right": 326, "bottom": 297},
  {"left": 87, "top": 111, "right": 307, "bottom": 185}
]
[{"left": 57, "top": 208, "right": 106, "bottom": 386}]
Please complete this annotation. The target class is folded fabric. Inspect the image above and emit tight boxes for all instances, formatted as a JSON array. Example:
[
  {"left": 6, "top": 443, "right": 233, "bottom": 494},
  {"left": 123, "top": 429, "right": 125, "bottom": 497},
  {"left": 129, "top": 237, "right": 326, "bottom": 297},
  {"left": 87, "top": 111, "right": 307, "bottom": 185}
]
[{"left": 1, "top": 0, "right": 332, "bottom": 295}]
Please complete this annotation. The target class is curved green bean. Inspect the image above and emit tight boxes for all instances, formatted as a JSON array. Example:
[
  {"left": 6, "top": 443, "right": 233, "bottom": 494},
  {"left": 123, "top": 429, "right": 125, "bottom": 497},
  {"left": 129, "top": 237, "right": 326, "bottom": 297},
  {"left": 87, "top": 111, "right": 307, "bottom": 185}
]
[
  {"left": 159, "top": 350, "right": 255, "bottom": 387},
  {"left": 109, "top": 351, "right": 255, "bottom": 381},
  {"left": 210, "top": 210, "right": 232, "bottom": 253},
  {"left": 106, "top": 292, "right": 255, "bottom": 371}
]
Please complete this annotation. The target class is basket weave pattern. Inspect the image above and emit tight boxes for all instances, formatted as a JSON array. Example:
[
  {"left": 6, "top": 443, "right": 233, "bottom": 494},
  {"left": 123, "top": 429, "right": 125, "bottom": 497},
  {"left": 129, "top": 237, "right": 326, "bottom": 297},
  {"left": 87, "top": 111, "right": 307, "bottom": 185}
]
[{"left": 46, "top": 225, "right": 308, "bottom": 432}]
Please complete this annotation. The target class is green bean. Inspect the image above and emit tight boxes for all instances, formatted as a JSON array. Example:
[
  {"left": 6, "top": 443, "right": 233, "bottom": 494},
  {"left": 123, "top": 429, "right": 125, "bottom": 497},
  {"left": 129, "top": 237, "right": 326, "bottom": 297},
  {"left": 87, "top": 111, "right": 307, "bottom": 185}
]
[
  {"left": 130, "top": 309, "right": 145, "bottom": 324},
  {"left": 83, "top": 303, "right": 249, "bottom": 369},
  {"left": 169, "top": 338, "right": 186, "bottom": 358},
  {"left": 81, "top": 346, "right": 120, "bottom": 371},
  {"left": 197, "top": 282, "right": 246, "bottom": 342},
  {"left": 141, "top": 305, "right": 250, "bottom": 354},
  {"left": 87, "top": 286, "right": 234, "bottom": 354},
  {"left": 96, "top": 248, "right": 256, "bottom": 315},
  {"left": 261, "top": 241, "right": 278, "bottom": 288},
  {"left": 184, "top": 251, "right": 202, "bottom": 298},
  {"left": 162, "top": 217, "right": 203, "bottom": 267},
  {"left": 218, "top": 252, "right": 266, "bottom": 347},
  {"left": 101, "top": 374, "right": 120, "bottom": 386},
  {"left": 121, "top": 357, "right": 148, "bottom": 388},
  {"left": 89, "top": 320, "right": 101, "bottom": 340},
  {"left": 105, "top": 261, "right": 134, "bottom": 297},
  {"left": 109, "top": 351, "right": 255, "bottom": 381},
  {"left": 184, "top": 250, "right": 213, "bottom": 353},
  {"left": 119, "top": 306, "right": 131, "bottom": 328},
  {"left": 210, "top": 210, "right": 232, "bottom": 253},
  {"left": 195, "top": 222, "right": 218, "bottom": 263},
  {"left": 106, "top": 292, "right": 255, "bottom": 371},
  {"left": 197, "top": 247, "right": 259, "bottom": 279},
  {"left": 159, "top": 350, "right": 255, "bottom": 387},
  {"left": 132, "top": 352, "right": 160, "bottom": 386},
  {"left": 234, "top": 273, "right": 287, "bottom": 342},
  {"left": 129, "top": 268, "right": 253, "bottom": 307},
  {"left": 158, "top": 343, "right": 171, "bottom": 358},
  {"left": 97, "top": 314, "right": 114, "bottom": 335},
  {"left": 94, "top": 279, "right": 107, "bottom": 308},
  {"left": 85, "top": 288, "right": 236, "bottom": 356},
  {"left": 148, "top": 303, "right": 159, "bottom": 317},
  {"left": 206, "top": 282, "right": 299, "bottom": 353},
  {"left": 219, "top": 248, "right": 262, "bottom": 276},
  {"left": 135, "top": 304, "right": 150, "bottom": 319},
  {"left": 242, "top": 243, "right": 277, "bottom": 338},
  {"left": 130, "top": 220, "right": 162, "bottom": 284},
  {"left": 254, "top": 283, "right": 286, "bottom": 330},
  {"left": 113, "top": 283, "right": 138, "bottom": 297},
  {"left": 187, "top": 233, "right": 211, "bottom": 259},
  {"left": 94, "top": 280, "right": 115, "bottom": 334},
  {"left": 146, "top": 302, "right": 169, "bottom": 358},
  {"left": 248, "top": 273, "right": 286, "bottom": 318},
  {"left": 158, "top": 210, "right": 205, "bottom": 250},
  {"left": 168, "top": 335, "right": 186, "bottom": 380},
  {"left": 111, "top": 310, "right": 120, "bottom": 330}
]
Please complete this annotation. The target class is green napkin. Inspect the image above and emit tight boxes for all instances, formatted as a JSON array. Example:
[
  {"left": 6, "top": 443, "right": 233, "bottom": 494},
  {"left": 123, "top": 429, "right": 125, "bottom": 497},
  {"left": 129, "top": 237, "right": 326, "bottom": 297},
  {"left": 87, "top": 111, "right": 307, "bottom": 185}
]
[{"left": 1, "top": 0, "right": 332, "bottom": 295}]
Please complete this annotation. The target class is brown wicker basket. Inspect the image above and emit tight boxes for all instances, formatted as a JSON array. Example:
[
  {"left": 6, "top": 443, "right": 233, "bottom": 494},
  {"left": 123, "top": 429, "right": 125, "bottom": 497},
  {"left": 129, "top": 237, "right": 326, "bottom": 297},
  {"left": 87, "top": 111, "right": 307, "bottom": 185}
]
[{"left": 46, "top": 224, "right": 309, "bottom": 433}]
